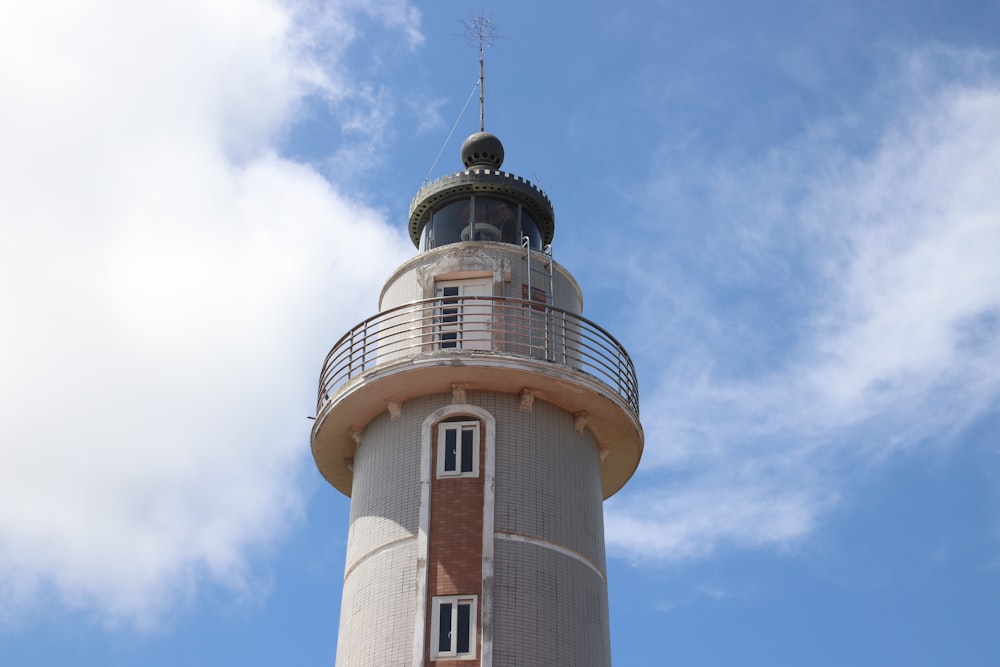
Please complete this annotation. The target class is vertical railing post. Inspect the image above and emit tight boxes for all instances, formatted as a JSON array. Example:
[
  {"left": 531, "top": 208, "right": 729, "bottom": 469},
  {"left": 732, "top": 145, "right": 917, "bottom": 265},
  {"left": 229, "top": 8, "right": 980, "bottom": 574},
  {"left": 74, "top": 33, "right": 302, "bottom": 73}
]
[
  {"left": 545, "top": 244, "right": 554, "bottom": 362},
  {"left": 347, "top": 327, "right": 355, "bottom": 380},
  {"left": 523, "top": 235, "right": 533, "bottom": 355},
  {"left": 550, "top": 308, "right": 556, "bottom": 362},
  {"left": 361, "top": 319, "right": 368, "bottom": 374},
  {"left": 611, "top": 343, "right": 621, "bottom": 403},
  {"left": 561, "top": 310, "right": 568, "bottom": 367}
]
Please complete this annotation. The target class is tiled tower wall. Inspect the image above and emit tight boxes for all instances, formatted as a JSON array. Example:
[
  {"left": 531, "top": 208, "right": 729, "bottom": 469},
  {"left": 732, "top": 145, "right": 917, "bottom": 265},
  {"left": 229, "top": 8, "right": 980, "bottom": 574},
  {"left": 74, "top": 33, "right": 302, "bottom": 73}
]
[
  {"left": 336, "top": 389, "right": 610, "bottom": 667},
  {"left": 335, "top": 404, "right": 423, "bottom": 667},
  {"left": 379, "top": 243, "right": 583, "bottom": 313},
  {"left": 485, "top": 391, "right": 611, "bottom": 667}
]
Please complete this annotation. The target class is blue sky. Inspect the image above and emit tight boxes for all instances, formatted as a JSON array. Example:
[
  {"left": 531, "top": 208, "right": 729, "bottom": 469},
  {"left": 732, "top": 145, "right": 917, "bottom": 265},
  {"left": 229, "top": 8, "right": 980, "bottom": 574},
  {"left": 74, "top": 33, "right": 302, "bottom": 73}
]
[{"left": 1, "top": 1, "right": 998, "bottom": 665}]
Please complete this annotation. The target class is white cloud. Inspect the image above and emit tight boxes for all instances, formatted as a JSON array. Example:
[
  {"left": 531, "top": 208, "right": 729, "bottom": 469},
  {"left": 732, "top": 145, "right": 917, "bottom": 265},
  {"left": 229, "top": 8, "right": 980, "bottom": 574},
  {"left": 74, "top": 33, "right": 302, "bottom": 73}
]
[
  {"left": 607, "top": 49, "right": 1000, "bottom": 564},
  {"left": 607, "top": 477, "right": 820, "bottom": 563},
  {"left": 0, "top": 0, "right": 417, "bottom": 628},
  {"left": 410, "top": 95, "right": 448, "bottom": 134},
  {"left": 804, "top": 83, "right": 1000, "bottom": 426}
]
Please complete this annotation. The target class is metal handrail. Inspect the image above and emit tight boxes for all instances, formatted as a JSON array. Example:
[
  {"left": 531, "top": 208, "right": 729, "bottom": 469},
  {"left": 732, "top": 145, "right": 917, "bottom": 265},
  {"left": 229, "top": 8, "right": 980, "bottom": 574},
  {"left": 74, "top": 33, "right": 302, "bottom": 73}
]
[{"left": 317, "top": 296, "right": 639, "bottom": 416}]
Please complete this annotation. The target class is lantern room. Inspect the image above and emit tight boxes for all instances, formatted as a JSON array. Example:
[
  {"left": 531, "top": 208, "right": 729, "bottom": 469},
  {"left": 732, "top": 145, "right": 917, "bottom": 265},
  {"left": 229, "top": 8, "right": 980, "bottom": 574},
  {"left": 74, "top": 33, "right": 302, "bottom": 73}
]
[{"left": 407, "top": 132, "right": 556, "bottom": 252}]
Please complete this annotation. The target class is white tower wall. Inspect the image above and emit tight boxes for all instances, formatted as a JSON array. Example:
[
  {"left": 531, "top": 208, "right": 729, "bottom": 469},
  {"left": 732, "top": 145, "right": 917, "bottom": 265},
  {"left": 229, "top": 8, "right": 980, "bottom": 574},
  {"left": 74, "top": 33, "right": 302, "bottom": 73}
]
[{"left": 334, "top": 390, "right": 611, "bottom": 667}]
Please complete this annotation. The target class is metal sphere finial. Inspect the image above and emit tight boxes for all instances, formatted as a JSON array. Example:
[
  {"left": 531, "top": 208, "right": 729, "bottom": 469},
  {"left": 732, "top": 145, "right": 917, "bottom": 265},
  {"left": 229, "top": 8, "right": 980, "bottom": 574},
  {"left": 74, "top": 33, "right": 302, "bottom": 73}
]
[{"left": 461, "top": 132, "right": 504, "bottom": 170}]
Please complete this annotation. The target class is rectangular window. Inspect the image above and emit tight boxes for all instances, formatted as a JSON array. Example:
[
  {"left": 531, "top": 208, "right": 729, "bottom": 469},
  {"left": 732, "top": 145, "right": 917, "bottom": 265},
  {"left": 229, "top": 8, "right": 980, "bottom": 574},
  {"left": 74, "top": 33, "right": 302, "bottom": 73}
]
[
  {"left": 431, "top": 595, "right": 477, "bottom": 660},
  {"left": 437, "top": 421, "right": 479, "bottom": 478}
]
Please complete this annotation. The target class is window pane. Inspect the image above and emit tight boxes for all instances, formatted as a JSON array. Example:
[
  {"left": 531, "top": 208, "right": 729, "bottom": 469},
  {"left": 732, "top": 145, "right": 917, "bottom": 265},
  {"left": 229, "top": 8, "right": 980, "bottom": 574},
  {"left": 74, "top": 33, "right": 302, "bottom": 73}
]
[
  {"left": 457, "top": 602, "right": 471, "bottom": 654},
  {"left": 521, "top": 212, "right": 542, "bottom": 249},
  {"left": 432, "top": 199, "right": 471, "bottom": 247},
  {"left": 473, "top": 197, "right": 517, "bottom": 243},
  {"left": 439, "top": 286, "right": 460, "bottom": 348},
  {"left": 444, "top": 429, "right": 457, "bottom": 471},
  {"left": 460, "top": 429, "right": 474, "bottom": 473},
  {"left": 442, "top": 286, "right": 460, "bottom": 322},
  {"left": 438, "top": 602, "right": 453, "bottom": 652},
  {"left": 421, "top": 220, "right": 435, "bottom": 251}
]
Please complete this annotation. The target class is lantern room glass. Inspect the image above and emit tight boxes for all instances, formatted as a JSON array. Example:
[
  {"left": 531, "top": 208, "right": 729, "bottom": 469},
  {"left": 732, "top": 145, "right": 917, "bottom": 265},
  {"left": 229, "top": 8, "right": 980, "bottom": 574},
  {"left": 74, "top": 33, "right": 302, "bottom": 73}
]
[
  {"left": 423, "top": 196, "right": 542, "bottom": 251},
  {"left": 430, "top": 199, "right": 470, "bottom": 247}
]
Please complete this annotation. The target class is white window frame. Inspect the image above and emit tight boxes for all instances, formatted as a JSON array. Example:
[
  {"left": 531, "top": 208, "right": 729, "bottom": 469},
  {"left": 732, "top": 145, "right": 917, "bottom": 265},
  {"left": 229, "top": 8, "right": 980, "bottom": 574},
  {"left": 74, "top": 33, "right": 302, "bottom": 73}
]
[
  {"left": 436, "top": 421, "right": 480, "bottom": 479},
  {"left": 431, "top": 595, "right": 478, "bottom": 660}
]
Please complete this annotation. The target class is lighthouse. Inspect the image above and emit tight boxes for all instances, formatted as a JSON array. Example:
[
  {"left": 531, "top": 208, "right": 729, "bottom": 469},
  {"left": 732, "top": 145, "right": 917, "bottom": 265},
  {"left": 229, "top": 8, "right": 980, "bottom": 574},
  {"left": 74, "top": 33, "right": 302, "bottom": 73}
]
[{"left": 311, "top": 127, "right": 643, "bottom": 665}]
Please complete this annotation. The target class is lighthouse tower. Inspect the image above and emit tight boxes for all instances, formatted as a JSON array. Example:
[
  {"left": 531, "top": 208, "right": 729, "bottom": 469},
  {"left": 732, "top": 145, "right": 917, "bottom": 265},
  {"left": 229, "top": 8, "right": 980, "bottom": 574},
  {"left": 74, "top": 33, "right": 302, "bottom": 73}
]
[{"left": 312, "top": 129, "right": 643, "bottom": 665}]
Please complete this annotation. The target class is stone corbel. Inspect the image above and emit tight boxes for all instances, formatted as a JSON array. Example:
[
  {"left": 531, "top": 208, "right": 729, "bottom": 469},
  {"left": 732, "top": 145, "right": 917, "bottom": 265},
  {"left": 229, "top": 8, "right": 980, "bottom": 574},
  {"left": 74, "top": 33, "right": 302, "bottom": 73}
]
[{"left": 520, "top": 388, "right": 535, "bottom": 413}]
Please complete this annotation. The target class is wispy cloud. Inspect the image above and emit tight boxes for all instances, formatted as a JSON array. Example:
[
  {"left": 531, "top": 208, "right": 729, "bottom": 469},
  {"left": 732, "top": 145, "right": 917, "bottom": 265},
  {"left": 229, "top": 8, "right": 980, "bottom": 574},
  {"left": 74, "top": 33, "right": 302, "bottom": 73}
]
[
  {"left": 409, "top": 94, "right": 449, "bottom": 134},
  {"left": 606, "top": 48, "right": 1000, "bottom": 564},
  {"left": 0, "top": 0, "right": 418, "bottom": 629}
]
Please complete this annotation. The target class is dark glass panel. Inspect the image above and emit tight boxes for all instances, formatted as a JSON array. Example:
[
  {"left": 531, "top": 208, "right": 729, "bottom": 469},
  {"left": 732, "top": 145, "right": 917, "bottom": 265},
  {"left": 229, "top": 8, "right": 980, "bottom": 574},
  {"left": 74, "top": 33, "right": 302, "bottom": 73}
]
[
  {"left": 431, "top": 199, "right": 471, "bottom": 247},
  {"left": 438, "top": 602, "right": 453, "bottom": 652},
  {"left": 439, "top": 286, "right": 460, "bottom": 348},
  {"left": 473, "top": 197, "right": 517, "bottom": 243},
  {"left": 444, "top": 429, "right": 457, "bottom": 471},
  {"left": 441, "top": 286, "right": 459, "bottom": 323},
  {"left": 457, "top": 602, "right": 471, "bottom": 654},
  {"left": 460, "top": 429, "right": 474, "bottom": 473},
  {"left": 521, "top": 212, "right": 542, "bottom": 250}
]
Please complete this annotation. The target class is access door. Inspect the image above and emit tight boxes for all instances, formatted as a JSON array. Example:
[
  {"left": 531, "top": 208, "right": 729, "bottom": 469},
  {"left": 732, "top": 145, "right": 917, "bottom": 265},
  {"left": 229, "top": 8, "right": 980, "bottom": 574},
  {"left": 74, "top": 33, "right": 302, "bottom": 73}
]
[{"left": 435, "top": 278, "right": 492, "bottom": 351}]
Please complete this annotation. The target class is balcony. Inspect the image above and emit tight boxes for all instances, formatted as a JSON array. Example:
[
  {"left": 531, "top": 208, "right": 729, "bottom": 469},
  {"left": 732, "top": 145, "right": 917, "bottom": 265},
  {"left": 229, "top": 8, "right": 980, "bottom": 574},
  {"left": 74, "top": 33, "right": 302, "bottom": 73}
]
[
  {"left": 317, "top": 296, "right": 639, "bottom": 417},
  {"left": 312, "top": 295, "right": 644, "bottom": 498}
]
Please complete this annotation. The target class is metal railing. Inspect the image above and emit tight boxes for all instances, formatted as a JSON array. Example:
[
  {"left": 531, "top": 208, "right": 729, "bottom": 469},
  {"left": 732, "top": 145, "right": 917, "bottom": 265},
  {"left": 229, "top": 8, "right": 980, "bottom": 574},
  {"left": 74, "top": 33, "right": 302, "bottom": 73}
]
[{"left": 317, "top": 296, "right": 639, "bottom": 416}]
